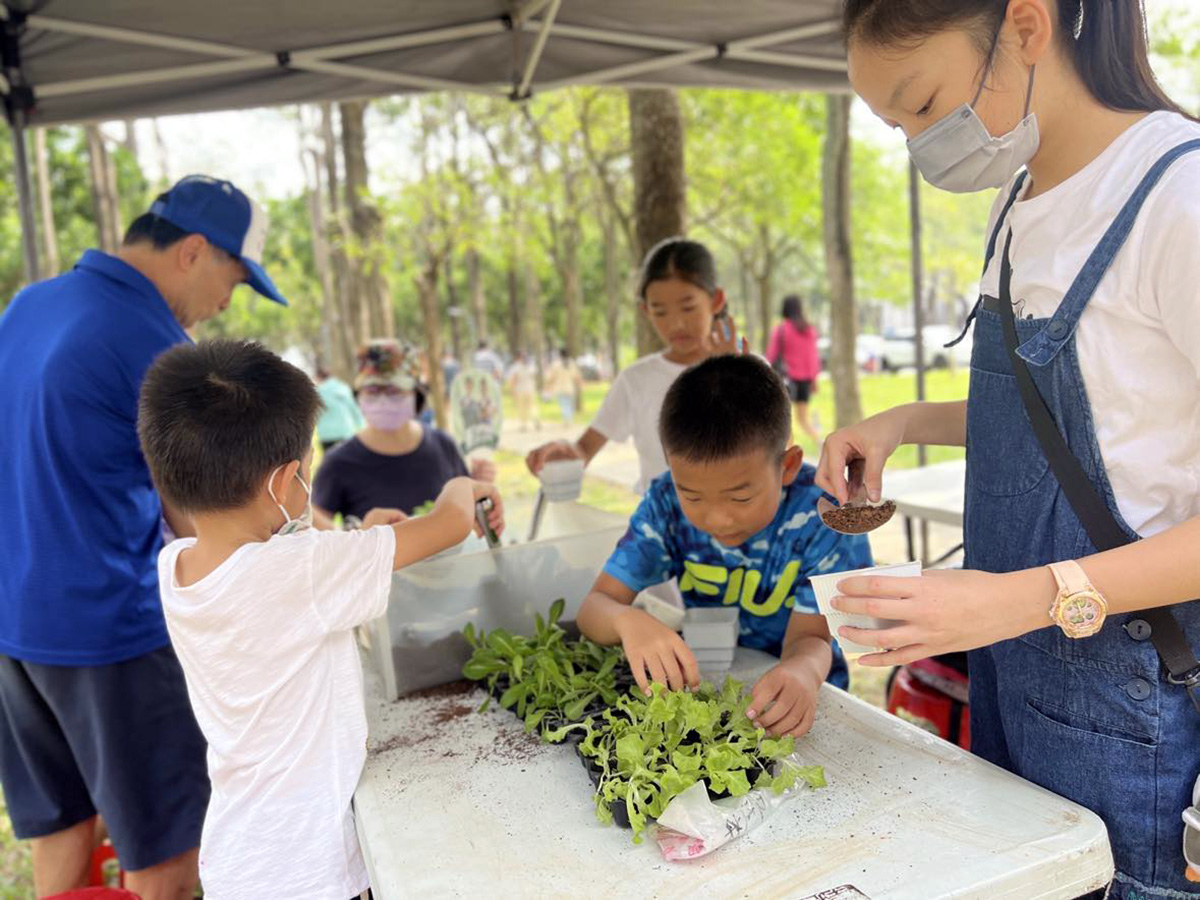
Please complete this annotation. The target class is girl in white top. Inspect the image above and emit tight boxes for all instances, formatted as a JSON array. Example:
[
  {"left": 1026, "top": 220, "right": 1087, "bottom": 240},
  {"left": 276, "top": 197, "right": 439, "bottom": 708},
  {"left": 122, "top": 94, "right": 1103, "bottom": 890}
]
[
  {"left": 822, "top": 1, "right": 1200, "bottom": 895},
  {"left": 526, "top": 238, "right": 742, "bottom": 494}
]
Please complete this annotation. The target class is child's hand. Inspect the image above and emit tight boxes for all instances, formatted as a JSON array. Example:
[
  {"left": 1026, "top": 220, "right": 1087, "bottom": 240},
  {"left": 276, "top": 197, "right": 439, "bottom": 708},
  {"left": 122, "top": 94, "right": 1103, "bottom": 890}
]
[
  {"left": 746, "top": 663, "right": 819, "bottom": 738},
  {"left": 469, "top": 480, "right": 505, "bottom": 538},
  {"left": 614, "top": 609, "right": 700, "bottom": 694},
  {"left": 709, "top": 316, "right": 748, "bottom": 357},
  {"left": 469, "top": 457, "right": 497, "bottom": 483},
  {"left": 362, "top": 507, "right": 407, "bottom": 528},
  {"left": 525, "top": 439, "right": 584, "bottom": 476}
]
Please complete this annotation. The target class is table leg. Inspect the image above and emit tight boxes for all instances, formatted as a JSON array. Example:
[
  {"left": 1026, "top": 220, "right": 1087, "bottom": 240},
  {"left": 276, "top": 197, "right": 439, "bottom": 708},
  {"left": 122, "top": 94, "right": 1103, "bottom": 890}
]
[{"left": 905, "top": 516, "right": 915, "bottom": 563}]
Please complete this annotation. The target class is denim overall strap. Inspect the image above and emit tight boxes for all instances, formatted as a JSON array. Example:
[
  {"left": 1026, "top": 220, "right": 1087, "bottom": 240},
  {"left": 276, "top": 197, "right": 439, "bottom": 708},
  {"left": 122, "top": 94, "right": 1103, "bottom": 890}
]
[
  {"left": 963, "top": 140, "right": 1200, "bottom": 897},
  {"left": 1018, "top": 138, "right": 1200, "bottom": 367}
]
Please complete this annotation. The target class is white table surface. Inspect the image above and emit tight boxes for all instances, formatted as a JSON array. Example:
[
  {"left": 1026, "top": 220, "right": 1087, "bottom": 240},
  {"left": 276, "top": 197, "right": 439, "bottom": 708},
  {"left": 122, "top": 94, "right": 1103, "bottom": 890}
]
[
  {"left": 355, "top": 647, "right": 1112, "bottom": 899},
  {"left": 884, "top": 460, "right": 966, "bottom": 528}
]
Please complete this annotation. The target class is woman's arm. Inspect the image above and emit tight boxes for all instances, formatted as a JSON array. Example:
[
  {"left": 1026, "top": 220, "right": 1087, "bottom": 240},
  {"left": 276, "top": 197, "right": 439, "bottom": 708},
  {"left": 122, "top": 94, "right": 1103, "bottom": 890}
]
[
  {"left": 833, "top": 514, "right": 1200, "bottom": 666},
  {"left": 817, "top": 401, "right": 967, "bottom": 503}
]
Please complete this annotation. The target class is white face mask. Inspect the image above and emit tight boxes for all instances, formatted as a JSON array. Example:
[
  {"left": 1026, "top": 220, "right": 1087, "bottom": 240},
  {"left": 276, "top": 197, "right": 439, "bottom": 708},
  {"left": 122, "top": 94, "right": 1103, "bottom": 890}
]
[
  {"left": 267, "top": 464, "right": 313, "bottom": 536},
  {"left": 907, "top": 62, "right": 1039, "bottom": 194}
]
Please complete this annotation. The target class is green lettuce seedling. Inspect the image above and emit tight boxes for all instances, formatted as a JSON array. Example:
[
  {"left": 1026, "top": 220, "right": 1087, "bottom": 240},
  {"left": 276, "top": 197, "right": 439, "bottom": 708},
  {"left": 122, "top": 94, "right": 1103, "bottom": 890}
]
[{"left": 545, "top": 680, "right": 826, "bottom": 843}]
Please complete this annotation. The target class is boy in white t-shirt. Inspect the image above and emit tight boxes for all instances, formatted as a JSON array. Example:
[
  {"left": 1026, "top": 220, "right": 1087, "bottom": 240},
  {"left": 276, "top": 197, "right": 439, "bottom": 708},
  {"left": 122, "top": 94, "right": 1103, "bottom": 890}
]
[{"left": 138, "top": 339, "right": 504, "bottom": 900}]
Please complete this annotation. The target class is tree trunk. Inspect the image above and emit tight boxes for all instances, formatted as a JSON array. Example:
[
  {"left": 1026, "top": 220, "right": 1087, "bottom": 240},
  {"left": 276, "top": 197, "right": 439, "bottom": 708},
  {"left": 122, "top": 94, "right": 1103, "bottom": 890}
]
[
  {"left": 85, "top": 125, "right": 121, "bottom": 254},
  {"left": 756, "top": 232, "right": 774, "bottom": 353},
  {"left": 340, "top": 100, "right": 393, "bottom": 340},
  {"left": 563, "top": 237, "right": 583, "bottom": 359},
  {"left": 628, "top": 88, "right": 686, "bottom": 357},
  {"left": 602, "top": 211, "right": 622, "bottom": 376},
  {"left": 467, "top": 248, "right": 487, "bottom": 346},
  {"left": 320, "top": 104, "right": 356, "bottom": 357},
  {"left": 507, "top": 259, "right": 523, "bottom": 358},
  {"left": 738, "top": 253, "right": 758, "bottom": 352},
  {"left": 122, "top": 121, "right": 140, "bottom": 163},
  {"left": 152, "top": 119, "right": 171, "bottom": 188},
  {"left": 444, "top": 256, "right": 464, "bottom": 361},
  {"left": 33, "top": 128, "right": 60, "bottom": 275},
  {"left": 302, "top": 119, "right": 352, "bottom": 380},
  {"left": 822, "top": 94, "right": 863, "bottom": 428},
  {"left": 416, "top": 262, "right": 448, "bottom": 429},
  {"left": 525, "top": 262, "right": 544, "bottom": 366}
]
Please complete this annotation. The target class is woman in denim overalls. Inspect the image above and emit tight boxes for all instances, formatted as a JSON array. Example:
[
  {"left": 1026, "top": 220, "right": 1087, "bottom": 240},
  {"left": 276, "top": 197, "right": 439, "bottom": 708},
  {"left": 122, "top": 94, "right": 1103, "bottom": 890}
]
[{"left": 821, "top": 1, "right": 1200, "bottom": 896}]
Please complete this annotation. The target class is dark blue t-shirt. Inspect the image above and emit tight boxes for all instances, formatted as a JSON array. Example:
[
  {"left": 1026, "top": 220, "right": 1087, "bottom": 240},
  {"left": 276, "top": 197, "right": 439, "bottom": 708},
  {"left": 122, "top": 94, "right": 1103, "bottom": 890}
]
[
  {"left": 0, "top": 251, "right": 189, "bottom": 665},
  {"left": 313, "top": 427, "right": 469, "bottom": 519},
  {"left": 603, "top": 466, "right": 874, "bottom": 690}
]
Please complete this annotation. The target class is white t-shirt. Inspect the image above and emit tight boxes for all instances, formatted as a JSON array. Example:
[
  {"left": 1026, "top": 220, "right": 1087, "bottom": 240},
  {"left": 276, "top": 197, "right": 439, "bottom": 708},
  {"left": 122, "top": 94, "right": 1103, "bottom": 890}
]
[
  {"left": 590, "top": 352, "right": 687, "bottom": 494},
  {"left": 980, "top": 111, "right": 1200, "bottom": 537},
  {"left": 159, "top": 526, "right": 396, "bottom": 900}
]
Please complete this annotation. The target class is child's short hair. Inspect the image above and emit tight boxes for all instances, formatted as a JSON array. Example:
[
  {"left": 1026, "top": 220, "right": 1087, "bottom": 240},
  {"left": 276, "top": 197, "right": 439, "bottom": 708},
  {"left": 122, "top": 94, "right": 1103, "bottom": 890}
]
[
  {"left": 659, "top": 354, "right": 790, "bottom": 464},
  {"left": 139, "top": 340, "right": 320, "bottom": 514}
]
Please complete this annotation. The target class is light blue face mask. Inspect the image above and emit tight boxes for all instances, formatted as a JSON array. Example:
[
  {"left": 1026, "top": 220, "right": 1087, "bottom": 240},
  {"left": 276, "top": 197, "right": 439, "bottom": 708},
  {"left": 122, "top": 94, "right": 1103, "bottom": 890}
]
[
  {"left": 907, "top": 58, "right": 1039, "bottom": 194},
  {"left": 267, "top": 464, "right": 313, "bottom": 536}
]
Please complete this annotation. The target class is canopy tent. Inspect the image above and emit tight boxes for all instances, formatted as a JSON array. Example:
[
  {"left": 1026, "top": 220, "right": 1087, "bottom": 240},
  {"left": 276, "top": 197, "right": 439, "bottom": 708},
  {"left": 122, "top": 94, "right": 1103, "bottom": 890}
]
[{"left": 0, "top": 0, "right": 851, "bottom": 281}]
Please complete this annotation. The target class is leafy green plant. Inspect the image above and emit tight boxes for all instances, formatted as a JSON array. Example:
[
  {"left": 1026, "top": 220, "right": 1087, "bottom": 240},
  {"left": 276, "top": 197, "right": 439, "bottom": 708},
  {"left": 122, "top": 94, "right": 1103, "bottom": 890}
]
[
  {"left": 413, "top": 500, "right": 436, "bottom": 516},
  {"left": 545, "top": 680, "right": 826, "bottom": 843},
  {"left": 462, "top": 599, "right": 629, "bottom": 737}
]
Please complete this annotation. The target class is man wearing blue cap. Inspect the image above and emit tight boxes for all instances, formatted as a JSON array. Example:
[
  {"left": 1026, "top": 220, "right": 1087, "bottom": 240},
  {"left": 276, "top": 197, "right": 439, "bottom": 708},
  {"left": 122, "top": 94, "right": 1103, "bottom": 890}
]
[{"left": 0, "top": 175, "right": 287, "bottom": 897}]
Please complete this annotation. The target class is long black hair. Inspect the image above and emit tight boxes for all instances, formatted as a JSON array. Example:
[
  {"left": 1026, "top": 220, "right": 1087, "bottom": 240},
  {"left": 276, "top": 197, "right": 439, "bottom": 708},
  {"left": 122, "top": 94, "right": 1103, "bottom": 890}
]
[
  {"left": 843, "top": 0, "right": 1188, "bottom": 119},
  {"left": 780, "top": 294, "right": 810, "bottom": 332},
  {"left": 637, "top": 237, "right": 719, "bottom": 300}
]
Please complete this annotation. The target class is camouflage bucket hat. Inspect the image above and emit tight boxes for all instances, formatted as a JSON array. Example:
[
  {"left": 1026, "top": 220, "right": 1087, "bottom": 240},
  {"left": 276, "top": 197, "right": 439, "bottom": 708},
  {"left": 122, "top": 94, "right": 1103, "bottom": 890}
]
[{"left": 354, "top": 339, "right": 422, "bottom": 391}]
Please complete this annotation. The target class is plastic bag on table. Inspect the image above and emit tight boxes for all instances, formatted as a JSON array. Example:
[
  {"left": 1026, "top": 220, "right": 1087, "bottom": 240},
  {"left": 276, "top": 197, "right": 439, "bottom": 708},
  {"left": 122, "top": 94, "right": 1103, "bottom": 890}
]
[{"left": 654, "top": 758, "right": 823, "bottom": 861}]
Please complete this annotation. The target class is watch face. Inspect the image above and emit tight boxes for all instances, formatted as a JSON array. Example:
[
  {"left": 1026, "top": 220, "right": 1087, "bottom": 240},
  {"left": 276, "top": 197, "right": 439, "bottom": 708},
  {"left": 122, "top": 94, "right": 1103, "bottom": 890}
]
[{"left": 1055, "top": 590, "right": 1106, "bottom": 638}]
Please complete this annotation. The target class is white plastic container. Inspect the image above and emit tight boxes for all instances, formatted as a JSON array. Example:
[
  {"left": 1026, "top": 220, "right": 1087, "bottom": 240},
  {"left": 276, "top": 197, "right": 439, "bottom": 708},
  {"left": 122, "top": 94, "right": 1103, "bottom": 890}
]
[
  {"left": 538, "top": 458, "right": 585, "bottom": 502},
  {"left": 810, "top": 561, "right": 920, "bottom": 658},
  {"left": 682, "top": 607, "right": 739, "bottom": 649}
]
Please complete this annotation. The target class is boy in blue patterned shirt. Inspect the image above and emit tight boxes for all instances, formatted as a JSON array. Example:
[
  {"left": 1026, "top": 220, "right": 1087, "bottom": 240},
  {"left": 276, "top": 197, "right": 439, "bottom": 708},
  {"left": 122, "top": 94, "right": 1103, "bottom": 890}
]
[{"left": 578, "top": 354, "right": 872, "bottom": 737}]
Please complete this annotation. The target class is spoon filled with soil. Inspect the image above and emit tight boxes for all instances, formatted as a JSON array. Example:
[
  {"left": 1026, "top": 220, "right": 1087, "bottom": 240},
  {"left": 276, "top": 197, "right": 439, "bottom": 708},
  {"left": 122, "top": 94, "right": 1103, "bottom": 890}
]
[{"left": 817, "top": 458, "right": 896, "bottom": 535}]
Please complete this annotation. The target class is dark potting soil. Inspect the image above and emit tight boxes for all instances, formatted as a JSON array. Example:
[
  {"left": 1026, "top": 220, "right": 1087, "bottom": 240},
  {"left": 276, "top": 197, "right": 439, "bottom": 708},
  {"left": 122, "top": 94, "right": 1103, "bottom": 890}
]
[{"left": 820, "top": 500, "right": 896, "bottom": 533}]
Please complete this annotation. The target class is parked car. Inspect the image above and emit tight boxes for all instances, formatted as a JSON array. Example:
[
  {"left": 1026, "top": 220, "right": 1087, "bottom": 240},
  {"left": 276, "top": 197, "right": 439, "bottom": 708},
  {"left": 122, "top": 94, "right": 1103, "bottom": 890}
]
[
  {"left": 817, "top": 334, "right": 885, "bottom": 372},
  {"left": 878, "top": 325, "right": 972, "bottom": 372}
]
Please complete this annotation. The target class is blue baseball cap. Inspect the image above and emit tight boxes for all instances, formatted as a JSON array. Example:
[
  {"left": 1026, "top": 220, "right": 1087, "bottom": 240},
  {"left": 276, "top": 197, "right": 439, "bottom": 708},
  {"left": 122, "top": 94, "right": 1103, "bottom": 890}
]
[{"left": 150, "top": 175, "right": 288, "bottom": 306}]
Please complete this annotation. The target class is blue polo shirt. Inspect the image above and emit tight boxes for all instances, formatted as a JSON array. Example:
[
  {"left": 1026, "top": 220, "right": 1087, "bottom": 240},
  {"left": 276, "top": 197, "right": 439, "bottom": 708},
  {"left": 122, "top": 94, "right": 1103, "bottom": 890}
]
[{"left": 0, "top": 251, "right": 189, "bottom": 665}]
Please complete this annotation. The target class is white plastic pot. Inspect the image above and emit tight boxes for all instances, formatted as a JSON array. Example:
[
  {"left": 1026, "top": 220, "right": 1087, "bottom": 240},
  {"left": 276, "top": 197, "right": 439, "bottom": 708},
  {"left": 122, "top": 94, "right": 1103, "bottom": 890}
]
[{"left": 682, "top": 607, "right": 739, "bottom": 650}]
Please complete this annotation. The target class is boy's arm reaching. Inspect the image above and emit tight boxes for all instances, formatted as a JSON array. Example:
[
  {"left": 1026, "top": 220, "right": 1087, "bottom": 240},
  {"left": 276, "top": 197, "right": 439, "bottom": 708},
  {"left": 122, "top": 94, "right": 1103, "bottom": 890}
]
[
  {"left": 746, "top": 612, "right": 832, "bottom": 738},
  {"left": 578, "top": 573, "right": 700, "bottom": 695},
  {"left": 389, "top": 478, "right": 504, "bottom": 570}
]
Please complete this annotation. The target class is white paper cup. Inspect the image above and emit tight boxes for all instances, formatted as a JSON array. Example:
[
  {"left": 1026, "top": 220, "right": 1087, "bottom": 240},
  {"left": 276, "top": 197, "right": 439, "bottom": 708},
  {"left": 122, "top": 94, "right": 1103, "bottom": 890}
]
[
  {"left": 810, "top": 561, "right": 920, "bottom": 658},
  {"left": 538, "top": 459, "right": 585, "bottom": 501}
]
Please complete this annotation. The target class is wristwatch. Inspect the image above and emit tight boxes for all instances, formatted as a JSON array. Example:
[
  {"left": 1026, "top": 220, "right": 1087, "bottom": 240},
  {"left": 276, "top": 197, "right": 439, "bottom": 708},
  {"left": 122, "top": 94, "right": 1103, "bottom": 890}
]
[{"left": 1047, "top": 559, "right": 1108, "bottom": 638}]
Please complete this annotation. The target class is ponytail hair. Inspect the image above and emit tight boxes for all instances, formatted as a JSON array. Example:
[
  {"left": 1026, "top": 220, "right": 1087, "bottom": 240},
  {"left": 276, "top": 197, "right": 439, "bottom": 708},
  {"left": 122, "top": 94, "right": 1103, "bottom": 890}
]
[{"left": 843, "top": 0, "right": 1190, "bottom": 119}]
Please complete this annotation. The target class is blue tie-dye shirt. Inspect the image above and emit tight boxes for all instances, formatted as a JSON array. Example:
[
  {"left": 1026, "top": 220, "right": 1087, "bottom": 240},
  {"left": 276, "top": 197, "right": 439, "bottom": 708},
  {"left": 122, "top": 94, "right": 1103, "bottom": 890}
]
[{"left": 603, "top": 464, "right": 873, "bottom": 689}]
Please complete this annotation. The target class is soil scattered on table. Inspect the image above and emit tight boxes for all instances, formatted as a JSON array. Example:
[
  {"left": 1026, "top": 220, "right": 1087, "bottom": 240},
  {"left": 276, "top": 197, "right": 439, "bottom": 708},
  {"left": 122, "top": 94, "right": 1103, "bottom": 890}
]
[
  {"left": 405, "top": 679, "right": 479, "bottom": 701},
  {"left": 821, "top": 500, "right": 896, "bottom": 534},
  {"left": 369, "top": 678, "right": 546, "bottom": 769}
]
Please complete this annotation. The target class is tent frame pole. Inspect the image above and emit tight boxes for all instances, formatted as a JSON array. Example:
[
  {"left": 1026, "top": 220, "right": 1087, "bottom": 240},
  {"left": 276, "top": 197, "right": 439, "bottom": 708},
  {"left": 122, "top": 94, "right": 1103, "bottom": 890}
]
[{"left": 11, "top": 110, "right": 40, "bottom": 284}]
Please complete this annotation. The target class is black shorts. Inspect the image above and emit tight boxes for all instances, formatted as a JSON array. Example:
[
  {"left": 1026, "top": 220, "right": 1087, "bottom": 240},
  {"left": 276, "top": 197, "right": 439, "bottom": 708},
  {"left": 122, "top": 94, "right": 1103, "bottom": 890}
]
[
  {"left": 0, "top": 645, "right": 209, "bottom": 871},
  {"left": 786, "top": 378, "right": 813, "bottom": 403}
]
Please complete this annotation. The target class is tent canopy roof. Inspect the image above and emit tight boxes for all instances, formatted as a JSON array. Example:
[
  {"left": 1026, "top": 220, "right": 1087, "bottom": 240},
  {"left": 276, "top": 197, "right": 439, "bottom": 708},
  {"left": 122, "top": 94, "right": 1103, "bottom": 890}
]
[{"left": 1, "top": 0, "right": 848, "bottom": 127}]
